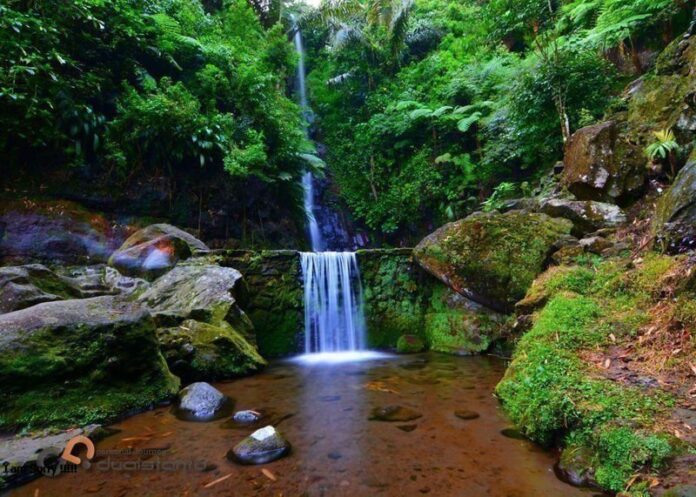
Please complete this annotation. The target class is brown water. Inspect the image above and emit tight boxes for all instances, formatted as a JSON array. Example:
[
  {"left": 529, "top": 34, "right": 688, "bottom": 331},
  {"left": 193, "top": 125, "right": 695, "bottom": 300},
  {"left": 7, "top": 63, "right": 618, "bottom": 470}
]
[{"left": 8, "top": 353, "right": 597, "bottom": 497}]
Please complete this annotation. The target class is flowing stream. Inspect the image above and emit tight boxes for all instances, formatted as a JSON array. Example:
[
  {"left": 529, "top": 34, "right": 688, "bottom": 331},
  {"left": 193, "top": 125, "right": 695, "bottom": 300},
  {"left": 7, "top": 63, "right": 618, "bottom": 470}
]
[{"left": 294, "top": 22, "right": 368, "bottom": 355}]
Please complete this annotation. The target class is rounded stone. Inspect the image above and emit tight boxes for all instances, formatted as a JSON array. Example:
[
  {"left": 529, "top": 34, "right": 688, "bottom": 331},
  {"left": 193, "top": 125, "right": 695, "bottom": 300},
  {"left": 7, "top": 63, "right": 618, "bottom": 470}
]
[
  {"left": 227, "top": 426, "right": 291, "bottom": 465},
  {"left": 175, "top": 382, "right": 232, "bottom": 421}
]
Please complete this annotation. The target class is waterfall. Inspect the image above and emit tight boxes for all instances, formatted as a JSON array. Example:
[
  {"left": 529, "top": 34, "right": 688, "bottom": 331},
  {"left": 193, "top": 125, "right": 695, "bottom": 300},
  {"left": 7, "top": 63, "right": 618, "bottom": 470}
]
[
  {"left": 293, "top": 22, "right": 368, "bottom": 355},
  {"left": 301, "top": 252, "right": 367, "bottom": 353}
]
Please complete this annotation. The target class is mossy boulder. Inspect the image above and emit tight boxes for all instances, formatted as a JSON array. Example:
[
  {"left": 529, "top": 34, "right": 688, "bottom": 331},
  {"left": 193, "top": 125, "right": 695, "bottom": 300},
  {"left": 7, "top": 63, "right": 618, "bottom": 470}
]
[
  {"left": 395, "top": 334, "right": 425, "bottom": 354},
  {"left": 561, "top": 121, "right": 645, "bottom": 202},
  {"left": 139, "top": 262, "right": 263, "bottom": 378},
  {"left": 654, "top": 160, "right": 696, "bottom": 253},
  {"left": 109, "top": 223, "right": 209, "bottom": 279},
  {"left": 424, "top": 286, "right": 505, "bottom": 355},
  {"left": 414, "top": 210, "right": 573, "bottom": 312},
  {"left": 0, "top": 264, "right": 83, "bottom": 314},
  {"left": 158, "top": 319, "right": 265, "bottom": 381},
  {"left": 0, "top": 296, "right": 179, "bottom": 430}
]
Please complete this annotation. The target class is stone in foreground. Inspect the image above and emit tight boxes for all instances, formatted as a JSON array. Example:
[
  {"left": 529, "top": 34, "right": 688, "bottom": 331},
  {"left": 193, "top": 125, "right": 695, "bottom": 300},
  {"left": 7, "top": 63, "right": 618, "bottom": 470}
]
[
  {"left": 654, "top": 160, "right": 696, "bottom": 253},
  {"left": 228, "top": 426, "right": 291, "bottom": 465},
  {"left": 369, "top": 405, "right": 422, "bottom": 422},
  {"left": 233, "top": 410, "right": 262, "bottom": 424},
  {"left": 176, "top": 382, "right": 231, "bottom": 421}
]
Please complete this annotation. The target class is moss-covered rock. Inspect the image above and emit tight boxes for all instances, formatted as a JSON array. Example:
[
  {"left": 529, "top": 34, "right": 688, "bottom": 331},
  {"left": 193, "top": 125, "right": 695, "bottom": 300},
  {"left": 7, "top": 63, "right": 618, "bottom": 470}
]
[
  {"left": 414, "top": 210, "right": 573, "bottom": 313},
  {"left": 654, "top": 160, "right": 696, "bottom": 253},
  {"left": 395, "top": 334, "right": 425, "bottom": 354},
  {"left": 0, "top": 264, "right": 83, "bottom": 313},
  {"left": 496, "top": 254, "right": 688, "bottom": 494},
  {"left": 158, "top": 319, "right": 265, "bottom": 381},
  {"left": 539, "top": 199, "right": 627, "bottom": 237},
  {"left": 0, "top": 296, "right": 179, "bottom": 430},
  {"left": 220, "top": 251, "right": 303, "bottom": 358},
  {"left": 424, "top": 286, "right": 505, "bottom": 355}
]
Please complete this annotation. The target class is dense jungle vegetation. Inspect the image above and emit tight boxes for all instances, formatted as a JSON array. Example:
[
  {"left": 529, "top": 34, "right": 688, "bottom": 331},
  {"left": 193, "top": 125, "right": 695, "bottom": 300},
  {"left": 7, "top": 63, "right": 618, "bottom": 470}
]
[{"left": 0, "top": 0, "right": 692, "bottom": 243}]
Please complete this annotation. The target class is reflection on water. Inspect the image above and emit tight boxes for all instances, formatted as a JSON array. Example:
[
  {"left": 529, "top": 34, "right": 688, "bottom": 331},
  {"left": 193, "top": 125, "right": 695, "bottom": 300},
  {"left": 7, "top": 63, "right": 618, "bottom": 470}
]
[{"left": 8, "top": 353, "right": 597, "bottom": 497}]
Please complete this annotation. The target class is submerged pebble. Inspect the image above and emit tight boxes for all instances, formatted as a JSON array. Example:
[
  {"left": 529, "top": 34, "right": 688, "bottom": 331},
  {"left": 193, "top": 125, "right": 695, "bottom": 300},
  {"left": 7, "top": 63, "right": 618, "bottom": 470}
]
[{"left": 369, "top": 405, "right": 422, "bottom": 422}]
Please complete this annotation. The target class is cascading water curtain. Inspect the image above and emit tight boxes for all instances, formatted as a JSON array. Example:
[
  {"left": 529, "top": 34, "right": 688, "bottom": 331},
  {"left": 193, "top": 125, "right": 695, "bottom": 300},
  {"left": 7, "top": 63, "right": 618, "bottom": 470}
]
[{"left": 301, "top": 252, "right": 367, "bottom": 353}]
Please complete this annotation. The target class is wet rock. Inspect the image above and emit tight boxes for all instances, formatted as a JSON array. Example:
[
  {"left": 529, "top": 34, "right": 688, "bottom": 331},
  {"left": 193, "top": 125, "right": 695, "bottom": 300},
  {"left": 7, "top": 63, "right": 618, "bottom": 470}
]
[
  {"left": 109, "top": 224, "right": 209, "bottom": 279},
  {"left": 227, "top": 426, "right": 291, "bottom": 465},
  {"left": 561, "top": 121, "right": 644, "bottom": 202},
  {"left": 233, "top": 410, "right": 262, "bottom": 424},
  {"left": 500, "top": 428, "right": 526, "bottom": 440},
  {"left": 369, "top": 406, "right": 422, "bottom": 422},
  {"left": 0, "top": 296, "right": 179, "bottom": 430},
  {"left": 454, "top": 410, "right": 480, "bottom": 420},
  {"left": 415, "top": 210, "right": 572, "bottom": 312},
  {"left": 654, "top": 160, "right": 696, "bottom": 253},
  {"left": 176, "top": 382, "right": 231, "bottom": 421},
  {"left": 557, "top": 446, "right": 597, "bottom": 488},
  {"left": 397, "top": 424, "right": 418, "bottom": 432},
  {"left": 396, "top": 334, "right": 425, "bottom": 354},
  {"left": 539, "top": 199, "right": 627, "bottom": 237},
  {"left": 327, "top": 451, "right": 343, "bottom": 460}
]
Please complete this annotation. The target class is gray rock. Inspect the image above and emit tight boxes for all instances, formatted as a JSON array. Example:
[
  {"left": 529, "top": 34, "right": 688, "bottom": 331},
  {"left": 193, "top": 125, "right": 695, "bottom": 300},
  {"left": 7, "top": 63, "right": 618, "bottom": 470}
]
[
  {"left": 369, "top": 406, "right": 422, "bottom": 422},
  {"left": 561, "top": 121, "right": 645, "bottom": 202},
  {"left": 654, "top": 160, "right": 696, "bottom": 253},
  {"left": 177, "top": 382, "right": 230, "bottom": 421},
  {"left": 109, "top": 224, "right": 209, "bottom": 279},
  {"left": 233, "top": 410, "right": 262, "bottom": 424},
  {"left": 227, "top": 425, "right": 291, "bottom": 465},
  {"left": 557, "top": 446, "right": 597, "bottom": 488},
  {"left": 0, "top": 264, "right": 76, "bottom": 314},
  {"left": 138, "top": 264, "right": 245, "bottom": 327},
  {"left": 579, "top": 236, "right": 614, "bottom": 254},
  {"left": 540, "top": 198, "right": 627, "bottom": 236}
]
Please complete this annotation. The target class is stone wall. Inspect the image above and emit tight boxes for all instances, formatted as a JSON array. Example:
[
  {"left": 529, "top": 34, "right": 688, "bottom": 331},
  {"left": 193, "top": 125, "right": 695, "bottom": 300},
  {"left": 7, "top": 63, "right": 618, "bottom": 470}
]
[
  {"left": 220, "top": 250, "right": 304, "bottom": 358},
  {"left": 220, "top": 248, "right": 506, "bottom": 358}
]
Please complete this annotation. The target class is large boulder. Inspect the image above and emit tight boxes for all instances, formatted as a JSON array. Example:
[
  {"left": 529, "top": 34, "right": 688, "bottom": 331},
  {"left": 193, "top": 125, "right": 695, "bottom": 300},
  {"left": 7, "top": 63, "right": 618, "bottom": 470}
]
[
  {"left": 561, "top": 121, "right": 645, "bottom": 202},
  {"left": 139, "top": 263, "right": 247, "bottom": 328},
  {"left": 139, "top": 263, "right": 264, "bottom": 379},
  {"left": 414, "top": 211, "right": 573, "bottom": 312},
  {"left": 0, "top": 296, "right": 179, "bottom": 430},
  {"left": 654, "top": 160, "right": 696, "bottom": 253},
  {"left": 109, "top": 224, "right": 209, "bottom": 279},
  {"left": 0, "top": 198, "right": 123, "bottom": 265},
  {"left": 539, "top": 199, "right": 627, "bottom": 237}
]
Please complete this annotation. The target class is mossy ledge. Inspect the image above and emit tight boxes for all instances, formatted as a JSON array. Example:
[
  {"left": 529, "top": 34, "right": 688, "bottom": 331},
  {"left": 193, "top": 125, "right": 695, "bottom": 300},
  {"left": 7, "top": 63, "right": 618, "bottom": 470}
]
[{"left": 497, "top": 253, "right": 694, "bottom": 494}]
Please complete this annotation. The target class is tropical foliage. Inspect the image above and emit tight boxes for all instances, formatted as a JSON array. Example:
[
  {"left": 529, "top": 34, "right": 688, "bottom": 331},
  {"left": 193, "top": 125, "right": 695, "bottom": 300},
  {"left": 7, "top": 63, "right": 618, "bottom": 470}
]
[{"left": 303, "top": 0, "right": 689, "bottom": 242}]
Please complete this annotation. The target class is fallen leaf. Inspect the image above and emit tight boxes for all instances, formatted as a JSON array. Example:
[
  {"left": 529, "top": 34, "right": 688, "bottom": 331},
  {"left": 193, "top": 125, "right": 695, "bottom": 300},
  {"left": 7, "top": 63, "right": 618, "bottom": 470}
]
[
  {"left": 203, "top": 473, "right": 233, "bottom": 488},
  {"left": 158, "top": 431, "right": 173, "bottom": 438},
  {"left": 120, "top": 437, "right": 151, "bottom": 442},
  {"left": 261, "top": 468, "right": 277, "bottom": 481},
  {"left": 603, "top": 358, "right": 611, "bottom": 369},
  {"left": 34, "top": 489, "right": 39, "bottom": 497},
  {"left": 609, "top": 333, "right": 616, "bottom": 343},
  {"left": 689, "top": 363, "right": 696, "bottom": 376}
]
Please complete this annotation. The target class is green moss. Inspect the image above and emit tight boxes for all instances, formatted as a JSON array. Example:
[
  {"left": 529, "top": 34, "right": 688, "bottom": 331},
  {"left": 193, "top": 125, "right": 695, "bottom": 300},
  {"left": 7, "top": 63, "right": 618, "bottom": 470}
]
[
  {"left": 396, "top": 334, "right": 425, "bottom": 354},
  {"left": 497, "top": 279, "right": 676, "bottom": 493},
  {"left": 593, "top": 427, "right": 673, "bottom": 492},
  {"left": 415, "top": 211, "right": 573, "bottom": 311}
]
